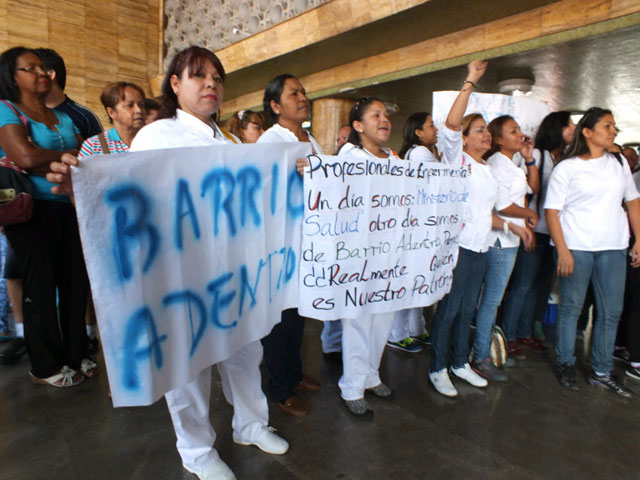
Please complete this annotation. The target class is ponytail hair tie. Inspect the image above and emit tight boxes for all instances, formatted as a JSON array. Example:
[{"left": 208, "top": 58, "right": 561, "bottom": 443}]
[{"left": 237, "top": 110, "right": 245, "bottom": 120}]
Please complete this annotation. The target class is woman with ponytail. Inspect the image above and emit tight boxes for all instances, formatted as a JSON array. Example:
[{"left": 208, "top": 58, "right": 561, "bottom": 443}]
[{"left": 469, "top": 114, "right": 538, "bottom": 382}]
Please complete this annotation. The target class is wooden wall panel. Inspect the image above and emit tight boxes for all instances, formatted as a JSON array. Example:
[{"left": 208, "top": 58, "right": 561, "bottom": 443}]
[
  {"left": 221, "top": 0, "right": 640, "bottom": 115},
  {"left": 0, "top": 0, "right": 161, "bottom": 127}
]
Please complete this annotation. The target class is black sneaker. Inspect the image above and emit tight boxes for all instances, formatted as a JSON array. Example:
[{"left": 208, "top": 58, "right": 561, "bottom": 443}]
[
  {"left": 588, "top": 372, "right": 633, "bottom": 398},
  {"left": 613, "top": 348, "right": 630, "bottom": 364},
  {"left": 626, "top": 365, "right": 640, "bottom": 382},
  {"left": 470, "top": 357, "right": 508, "bottom": 382},
  {"left": 556, "top": 363, "right": 580, "bottom": 391}
]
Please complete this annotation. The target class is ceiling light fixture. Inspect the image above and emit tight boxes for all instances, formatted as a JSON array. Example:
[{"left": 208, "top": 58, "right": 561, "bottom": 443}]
[{"left": 497, "top": 78, "right": 534, "bottom": 96}]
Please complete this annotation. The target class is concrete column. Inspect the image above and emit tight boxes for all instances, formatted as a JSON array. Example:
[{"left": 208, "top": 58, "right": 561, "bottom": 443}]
[{"left": 311, "top": 98, "right": 354, "bottom": 155}]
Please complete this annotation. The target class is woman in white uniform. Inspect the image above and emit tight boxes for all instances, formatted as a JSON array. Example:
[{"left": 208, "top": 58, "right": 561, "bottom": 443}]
[
  {"left": 337, "top": 96, "right": 398, "bottom": 419},
  {"left": 427, "top": 61, "right": 533, "bottom": 397},
  {"left": 545, "top": 107, "right": 640, "bottom": 396},
  {"left": 256, "top": 73, "right": 321, "bottom": 418},
  {"left": 470, "top": 115, "right": 539, "bottom": 382},
  {"left": 385, "top": 114, "right": 440, "bottom": 353},
  {"left": 48, "top": 46, "right": 287, "bottom": 480}
]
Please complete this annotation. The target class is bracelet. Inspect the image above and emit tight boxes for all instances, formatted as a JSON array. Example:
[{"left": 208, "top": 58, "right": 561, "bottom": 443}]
[
  {"left": 463, "top": 80, "right": 476, "bottom": 88},
  {"left": 503, "top": 220, "right": 509, "bottom": 235},
  {"left": 525, "top": 160, "right": 536, "bottom": 167}
]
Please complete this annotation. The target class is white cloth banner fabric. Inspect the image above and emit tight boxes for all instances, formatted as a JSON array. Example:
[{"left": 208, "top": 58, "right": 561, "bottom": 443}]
[
  {"left": 298, "top": 154, "right": 468, "bottom": 320},
  {"left": 72, "top": 143, "right": 310, "bottom": 407},
  {"left": 432, "top": 91, "right": 551, "bottom": 151}
]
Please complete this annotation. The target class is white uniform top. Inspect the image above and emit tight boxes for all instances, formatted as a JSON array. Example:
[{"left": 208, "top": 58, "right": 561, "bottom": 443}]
[
  {"left": 257, "top": 122, "right": 323, "bottom": 153},
  {"left": 524, "top": 148, "right": 555, "bottom": 235},
  {"left": 544, "top": 153, "right": 639, "bottom": 251},
  {"left": 459, "top": 153, "right": 498, "bottom": 253},
  {"left": 486, "top": 151, "right": 529, "bottom": 248},
  {"left": 405, "top": 145, "right": 437, "bottom": 163},
  {"left": 404, "top": 126, "right": 462, "bottom": 166},
  {"left": 339, "top": 142, "right": 398, "bottom": 160},
  {"left": 130, "top": 109, "right": 238, "bottom": 151}
]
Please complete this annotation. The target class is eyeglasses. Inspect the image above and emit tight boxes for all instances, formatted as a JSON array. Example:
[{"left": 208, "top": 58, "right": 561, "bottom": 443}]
[{"left": 15, "top": 66, "right": 49, "bottom": 75}]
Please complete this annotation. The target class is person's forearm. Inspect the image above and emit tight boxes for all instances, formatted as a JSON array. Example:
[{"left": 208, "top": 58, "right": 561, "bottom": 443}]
[
  {"left": 545, "top": 209, "right": 568, "bottom": 253},
  {"left": 498, "top": 203, "right": 532, "bottom": 219}
]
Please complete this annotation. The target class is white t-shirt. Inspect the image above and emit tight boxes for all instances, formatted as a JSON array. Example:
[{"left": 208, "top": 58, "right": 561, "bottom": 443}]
[
  {"left": 544, "top": 153, "right": 639, "bottom": 251},
  {"left": 486, "top": 151, "right": 530, "bottom": 248},
  {"left": 339, "top": 142, "right": 398, "bottom": 160},
  {"left": 459, "top": 153, "right": 498, "bottom": 253},
  {"left": 405, "top": 145, "right": 437, "bottom": 163},
  {"left": 257, "top": 122, "right": 323, "bottom": 153},
  {"left": 131, "top": 109, "right": 238, "bottom": 151},
  {"left": 404, "top": 126, "right": 462, "bottom": 166},
  {"left": 525, "top": 149, "right": 555, "bottom": 235}
]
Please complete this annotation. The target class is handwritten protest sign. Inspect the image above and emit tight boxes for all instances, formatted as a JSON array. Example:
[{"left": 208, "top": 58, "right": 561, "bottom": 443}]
[
  {"left": 432, "top": 91, "right": 551, "bottom": 151},
  {"left": 297, "top": 154, "right": 468, "bottom": 320},
  {"left": 72, "top": 143, "right": 310, "bottom": 407}
]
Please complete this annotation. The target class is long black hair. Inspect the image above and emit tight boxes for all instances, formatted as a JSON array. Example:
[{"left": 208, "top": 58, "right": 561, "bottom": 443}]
[
  {"left": 534, "top": 111, "right": 571, "bottom": 153},
  {"left": 347, "top": 96, "right": 383, "bottom": 148},
  {"left": 159, "top": 46, "right": 226, "bottom": 121},
  {"left": 0, "top": 46, "right": 32, "bottom": 102},
  {"left": 399, "top": 112, "right": 429, "bottom": 158},
  {"left": 263, "top": 73, "right": 295, "bottom": 123},
  {"left": 563, "top": 107, "right": 613, "bottom": 160},
  {"left": 532, "top": 111, "right": 572, "bottom": 213}
]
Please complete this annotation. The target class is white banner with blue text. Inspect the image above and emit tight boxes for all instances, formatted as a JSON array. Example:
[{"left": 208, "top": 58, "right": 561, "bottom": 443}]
[
  {"left": 298, "top": 154, "right": 468, "bottom": 320},
  {"left": 72, "top": 143, "right": 310, "bottom": 407}
]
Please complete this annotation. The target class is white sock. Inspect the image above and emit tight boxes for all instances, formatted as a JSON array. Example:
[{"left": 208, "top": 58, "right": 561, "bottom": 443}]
[
  {"left": 14, "top": 322, "right": 24, "bottom": 338},
  {"left": 631, "top": 362, "right": 640, "bottom": 368},
  {"left": 86, "top": 325, "right": 97, "bottom": 339}
]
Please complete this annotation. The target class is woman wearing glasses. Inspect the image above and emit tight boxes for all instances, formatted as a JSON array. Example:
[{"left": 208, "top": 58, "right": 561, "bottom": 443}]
[{"left": 0, "top": 47, "right": 89, "bottom": 387}]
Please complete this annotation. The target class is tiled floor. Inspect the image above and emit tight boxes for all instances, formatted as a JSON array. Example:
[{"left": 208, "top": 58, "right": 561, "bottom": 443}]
[{"left": 1, "top": 321, "right": 638, "bottom": 480}]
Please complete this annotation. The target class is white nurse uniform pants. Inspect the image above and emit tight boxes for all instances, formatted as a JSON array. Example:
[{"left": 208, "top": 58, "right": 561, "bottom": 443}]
[
  {"left": 388, "top": 307, "right": 426, "bottom": 342},
  {"left": 339, "top": 312, "right": 395, "bottom": 400},
  {"left": 165, "top": 340, "right": 268, "bottom": 470}
]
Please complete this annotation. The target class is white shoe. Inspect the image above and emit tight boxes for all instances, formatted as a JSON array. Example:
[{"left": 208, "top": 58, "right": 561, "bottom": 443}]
[
  {"left": 429, "top": 368, "right": 458, "bottom": 397},
  {"left": 451, "top": 363, "right": 488, "bottom": 388},
  {"left": 233, "top": 426, "right": 289, "bottom": 455},
  {"left": 183, "top": 457, "right": 236, "bottom": 480}
]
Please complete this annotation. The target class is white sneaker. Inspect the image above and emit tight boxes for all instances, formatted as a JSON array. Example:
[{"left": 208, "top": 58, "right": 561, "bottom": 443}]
[
  {"left": 233, "top": 426, "right": 289, "bottom": 455},
  {"left": 429, "top": 368, "right": 458, "bottom": 397},
  {"left": 451, "top": 363, "right": 488, "bottom": 388},
  {"left": 183, "top": 457, "right": 236, "bottom": 480}
]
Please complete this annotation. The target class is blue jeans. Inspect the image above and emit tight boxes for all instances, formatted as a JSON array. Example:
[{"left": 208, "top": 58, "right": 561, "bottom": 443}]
[
  {"left": 555, "top": 249, "right": 626, "bottom": 374},
  {"left": 472, "top": 243, "right": 518, "bottom": 360},
  {"left": 501, "top": 233, "right": 554, "bottom": 340},
  {"left": 430, "top": 247, "right": 487, "bottom": 372},
  {"left": 321, "top": 320, "right": 342, "bottom": 353}
]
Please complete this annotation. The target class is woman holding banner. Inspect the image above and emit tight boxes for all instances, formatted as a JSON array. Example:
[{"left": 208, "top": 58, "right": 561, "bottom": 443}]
[
  {"left": 334, "top": 96, "right": 399, "bottom": 418},
  {"left": 48, "top": 46, "right": 287, "bottom": 480},
  {"left": 257, "top": 74, "right": 322, "bottom": 418}
]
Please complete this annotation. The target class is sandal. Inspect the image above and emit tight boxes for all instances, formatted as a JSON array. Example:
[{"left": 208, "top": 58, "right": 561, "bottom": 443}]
[
  {"left": 80, "top": 358, "right": 98, "bottom": 378},
  {"left": 29, "top": 365, "right": 84, "bottom": 387}
]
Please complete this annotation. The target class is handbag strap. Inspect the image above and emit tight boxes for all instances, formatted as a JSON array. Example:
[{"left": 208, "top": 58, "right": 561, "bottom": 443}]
[
  {"left": 0, "top": 100, "right": 28, "bottom": 130},
  {"left": 98, "top": 132, "right": 111, "bottom": 154}
]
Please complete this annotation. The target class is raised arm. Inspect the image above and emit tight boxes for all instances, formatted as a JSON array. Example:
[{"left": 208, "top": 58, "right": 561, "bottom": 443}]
[{"left": 444, "top": 60, "right": 487, "bottom": 131}]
